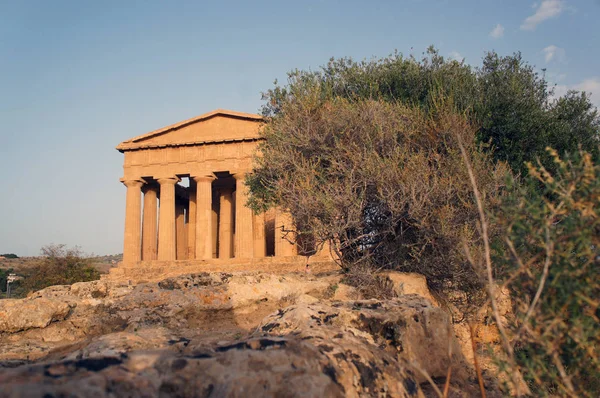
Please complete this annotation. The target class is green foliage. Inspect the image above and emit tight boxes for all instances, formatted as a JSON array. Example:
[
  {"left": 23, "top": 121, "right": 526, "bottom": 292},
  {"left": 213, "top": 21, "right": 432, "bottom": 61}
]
[
  {"left": 249, "top": 96, "right": 509, "bottom": 308},
  {"left": 261, "top": 48, "right": 599, "bottom": 177},
  {"left": 22, "top": 244, "right": 100, "bottom": 294},
  {"left": 0, "top": 268, "right": 25, "bottom": 298},
  {"left": 494, "top": 149, "right": 600, "bottom": 396},
  {"left": 476, "top": 52, "right": 600, "bottom": 176},
  {"left": 0, "top": 268, "right": 14, "bottom": 292},
  {"left": 0, "top": 253, "right": 19, "bottom": 259}
]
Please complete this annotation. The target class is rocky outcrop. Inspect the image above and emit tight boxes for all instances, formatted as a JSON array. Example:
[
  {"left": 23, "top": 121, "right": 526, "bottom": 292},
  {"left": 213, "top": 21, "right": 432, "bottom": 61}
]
[
  {"left": 0, "top": 297, "right": 70, "bottom": 333},
  {"left": 258, "top": 298, "right": 466, "bottom": 383},
  {"left": 0, "top": 272, "right": 337, "bottom": 361},
  {"left": 0, "top": 298, "right": 461, "bottom": 397},
  {"left": 0, "top": 335, "right": 422, "bottom": 398},
  {"left": 0, "top": 271, "right": 493, "bottom": 397}
]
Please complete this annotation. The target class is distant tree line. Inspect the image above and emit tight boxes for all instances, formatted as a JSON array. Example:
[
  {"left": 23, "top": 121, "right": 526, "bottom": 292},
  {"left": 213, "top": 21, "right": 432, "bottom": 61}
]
[{"left": 0, "top": 253, "right": 19, "bottom": 259}]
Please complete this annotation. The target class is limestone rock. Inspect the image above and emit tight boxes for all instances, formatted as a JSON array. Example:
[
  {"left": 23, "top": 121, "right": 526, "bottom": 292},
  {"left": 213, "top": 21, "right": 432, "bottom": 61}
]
[
  {"left": 382, "top": 271, "right": 438, "bottom": 306},
  {"left": 64, "top": 327, "right": 179, "bottom": 361},
  {"left": 69, "top": 280, "right": 110, "bottom": 299},
  {"left": 0, "top": 328, "right": 426, "bottom": 398},
  {"left": 331, "top": 283, "right": 361, "bottom": 301},
  {"left": 0, "top": 297, "right": 70, "bottom": 333},
  {"left": 0, "top": 271, "right": 493, "bottom": 396},
  {"left": 0, "top": 272, "right": 341, "bottom": 362},
  {"left": 258, "top": 297, "right": 466, "bottom": 383}
]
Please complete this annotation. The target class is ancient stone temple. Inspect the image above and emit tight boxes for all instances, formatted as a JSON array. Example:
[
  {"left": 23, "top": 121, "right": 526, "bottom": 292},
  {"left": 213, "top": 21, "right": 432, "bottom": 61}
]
[{"left": 111, "top": 109, "right": 333, "bottom": 280}]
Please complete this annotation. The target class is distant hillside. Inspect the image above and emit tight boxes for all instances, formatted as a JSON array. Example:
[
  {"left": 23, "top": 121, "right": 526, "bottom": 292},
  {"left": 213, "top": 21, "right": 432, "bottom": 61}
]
[
  {"left": 0, "top": 253, "right": 123, "bottom": 276},
  {"left": 90, "top": 254, "right": 123, "bottom": 264}
]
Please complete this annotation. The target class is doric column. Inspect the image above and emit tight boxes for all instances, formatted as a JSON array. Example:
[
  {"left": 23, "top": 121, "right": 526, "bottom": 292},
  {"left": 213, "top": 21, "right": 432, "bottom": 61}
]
[
  {"left": 212, "top": 198, "right": 219, "bottom": 258},
  {"left": 176, "top": 200, "right": 186, "bottom": 260},
  {"left": 157, "top": 177, "right": 178, "bottom": 261},
  {"left": 193, "top": 175, "right": 215, "bottom": 259},
  {"left": 122, "top": 179, "right": 144, "bottom": 264},
  {"left": 233, "top": 173, "right": 254, "bottom": 258},
  {"left": 219, "top": 187, "right": 234, "bottom": 259},
  {"left": 275, "top": 209, "right": 296, "bottom": 257},
  {"left": 187, "top": 179, "right": 197, "bottom": 259},
  {"left": 141, "top": 184, "right": 158, "bottom": 261},
  {"left": 253, "top": 212, "right": 266, "bottom": 258}
]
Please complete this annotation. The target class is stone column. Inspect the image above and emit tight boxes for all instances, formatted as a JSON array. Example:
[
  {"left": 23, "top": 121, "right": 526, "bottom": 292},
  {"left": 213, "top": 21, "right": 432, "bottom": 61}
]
[
  {"left": 212, "top": 198, "right": 219, "bottom": 258},
  {"left": 176, "top": 200, "right": 186, "bottom": 260},
  {"left": 219, "top": 187, "right": 234, "bottom": 259},
  {"left": 193, "top": 175, "right": 215, "bottom": 259},
  {"left": 141, "top": 184, "right": 158, "bottom": 261},
  {"left": 187, "top": 179, "right": 197, "bottom": 259},
  {"left": 233, "top": 173, "right": 254, "bottom": 258},
  {"left": 157, "top": 177, "right": 178, "bottom": 261},
  {"left": 275, "top": 209, "right": 296, "bottom": 257},
  {"left": 253, "top": 212, "right": 266, "bottom": 258},
  {"left": 122, "top": 179, "right": 144, "bottom": 264}
]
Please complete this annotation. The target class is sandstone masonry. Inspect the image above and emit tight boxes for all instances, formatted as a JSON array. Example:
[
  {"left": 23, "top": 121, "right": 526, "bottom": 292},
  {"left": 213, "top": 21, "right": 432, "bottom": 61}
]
[{"left": 112, "top": 109, "right": 333, "bottom": 279}]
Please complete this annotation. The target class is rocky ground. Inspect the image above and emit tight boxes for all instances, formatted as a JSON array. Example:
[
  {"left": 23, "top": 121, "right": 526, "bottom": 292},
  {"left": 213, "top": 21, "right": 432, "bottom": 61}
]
[{"left": 0, "top": 271, "right": 502, "bottom": 397}]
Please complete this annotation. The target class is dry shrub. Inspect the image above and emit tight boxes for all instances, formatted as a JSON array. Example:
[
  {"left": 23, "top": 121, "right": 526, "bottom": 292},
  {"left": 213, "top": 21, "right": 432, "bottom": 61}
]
[
  {"left": 248, "top": 96, "right": 509, "bottom": 309},
  {"left": 493, "top": 149, "right": 600, "bottom": 397},
  {"left": 23, "top": 244, "right": 100, "bottom": 294},
  {"left": 342, "top": 263, "right": 396, "bottom": 300}
]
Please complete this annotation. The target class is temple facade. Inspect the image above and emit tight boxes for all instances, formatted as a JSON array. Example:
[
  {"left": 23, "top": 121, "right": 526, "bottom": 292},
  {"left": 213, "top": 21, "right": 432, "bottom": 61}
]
[{"left": 114, "top": 109, "right": 332, "bottom": 278}]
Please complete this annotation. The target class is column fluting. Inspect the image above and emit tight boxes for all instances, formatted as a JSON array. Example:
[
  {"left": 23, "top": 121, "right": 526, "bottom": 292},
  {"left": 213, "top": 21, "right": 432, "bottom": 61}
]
[
  {"left": 193, "top": 175, "right": 215, "bottom": 259},
  {"left": 122, "top": 179, "right": 144, "bottom": 264},
  {"left": 218, "top": 187, "right": 234, "bottom": 259},
  {"left": 233, "top": 172, "right": 254, "bottom": 258},
  {"left": 157, "top": 177, "right": 178, "bottom": 261},
  {"left": 141, "top": 184, "right": 158, "bottom": 261}
]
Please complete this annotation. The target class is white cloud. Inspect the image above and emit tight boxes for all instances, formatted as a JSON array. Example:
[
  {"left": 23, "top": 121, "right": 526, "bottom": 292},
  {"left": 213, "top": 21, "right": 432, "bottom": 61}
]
[
  {"left": 448, "top": 51, "right": 463, "bottom": 61},
  {"left": 546, "top": 71, "right": 567, "bottom": 82},
  {"left": 521, "top": 0, "right": 565, "bottom": 30},
  {"left": 489, "top": 24, "right": 505, "bottom": 39},
  {"left": 542, "top": 45, "right": 566, "bottom": 63},
  {"left": 553, "top": 84, "right": 569, "bottom": 98},
  {"left": 573, "top": 78, "right": 600, "bottom": 106},
  {"left": 553, "top": 78, "right": 600, "bottom": 107}
]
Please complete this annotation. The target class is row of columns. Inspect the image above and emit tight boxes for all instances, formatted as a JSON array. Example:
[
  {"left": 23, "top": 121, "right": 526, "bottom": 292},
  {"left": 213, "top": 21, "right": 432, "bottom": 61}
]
[{"left": 122, "top": 173, "right": 297, "bottom": 264}]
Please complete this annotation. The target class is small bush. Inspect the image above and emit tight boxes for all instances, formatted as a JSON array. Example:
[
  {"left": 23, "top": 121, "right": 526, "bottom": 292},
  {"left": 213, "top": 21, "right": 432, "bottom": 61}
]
[
  {"left": 0, "top": 268, "right": 14, "bottom": 293},
  {"left": 22, "top": 244, "right": 100, "bottom": 294},
  {"left": 494, "top": 149, "right": 600, "bottom": 397},
  {"left": 341, "top": 263, "right": 397, "bottom": 300}
]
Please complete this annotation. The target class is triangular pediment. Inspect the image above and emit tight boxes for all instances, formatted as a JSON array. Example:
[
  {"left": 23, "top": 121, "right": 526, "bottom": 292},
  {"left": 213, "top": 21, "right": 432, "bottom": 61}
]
[{"left": 117, "top": 109, "right": 263, "bottom": 152}]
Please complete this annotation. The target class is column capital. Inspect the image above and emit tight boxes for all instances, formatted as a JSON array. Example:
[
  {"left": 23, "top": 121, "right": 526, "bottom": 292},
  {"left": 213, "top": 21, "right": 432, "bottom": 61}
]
[
  {"left": 141, "top": 183, "right": 159, "bottom": 194},
  {"left": 121, "top": 178, "right": 145, "bottom": 189},
  {"left": 156, "top": 176, "right": 180, "bottom": 186},
  {"left": 192, "top": 174, "right": 216, "bottom": 184},
  {"left": 232, "top": 171, "right": 248, "bottom": 181}
]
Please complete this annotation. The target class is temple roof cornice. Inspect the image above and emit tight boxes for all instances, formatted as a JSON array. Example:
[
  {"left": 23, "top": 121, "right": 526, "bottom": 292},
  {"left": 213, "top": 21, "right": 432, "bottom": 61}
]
[{"left": 116, "top": 109, "right": 263, "bottom": 153}]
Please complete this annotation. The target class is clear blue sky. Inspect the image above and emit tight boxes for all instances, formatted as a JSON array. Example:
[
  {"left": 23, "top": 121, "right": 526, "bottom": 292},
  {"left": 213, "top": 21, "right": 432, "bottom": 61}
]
[{"left": 1, "top": 0, "right": 598, "bottom": 256}]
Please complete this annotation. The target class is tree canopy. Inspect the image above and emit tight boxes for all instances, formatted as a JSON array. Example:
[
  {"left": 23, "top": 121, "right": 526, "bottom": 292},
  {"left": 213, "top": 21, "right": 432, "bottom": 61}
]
[{"left": 262, "top": 48, "right": 599, "bottom": 176}]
